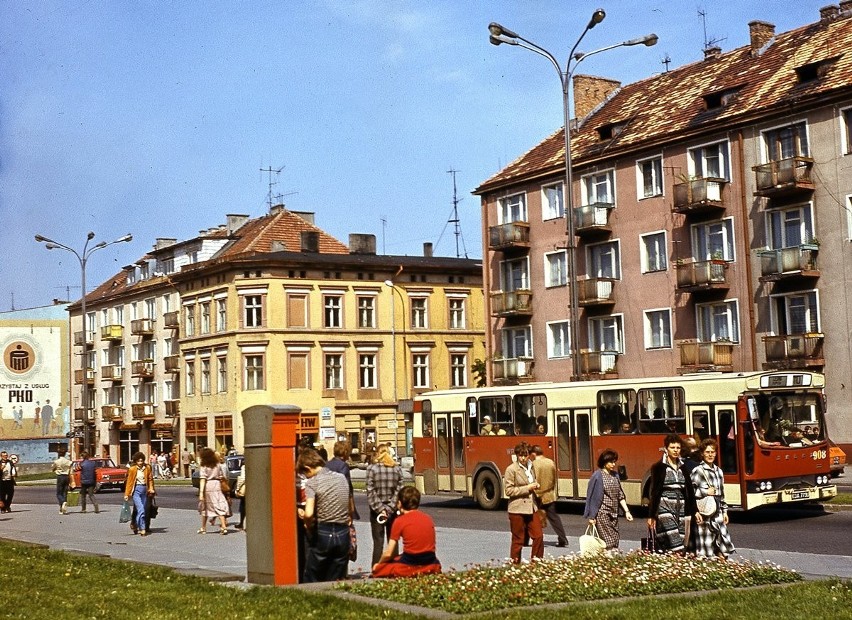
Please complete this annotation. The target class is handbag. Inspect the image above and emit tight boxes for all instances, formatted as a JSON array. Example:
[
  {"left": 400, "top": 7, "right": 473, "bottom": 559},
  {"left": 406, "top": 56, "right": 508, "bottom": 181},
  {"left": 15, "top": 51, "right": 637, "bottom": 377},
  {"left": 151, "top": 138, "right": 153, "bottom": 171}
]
[
  {"left": 220, "top": 478, "right": 231, "bottom": 495},
  {"left": 579, "top": 523, "right": 606, "bottom": 556},
  {"left": 65, "top": 490, "right": 80, "bottom": 507},
  {"left": 147, "top": 496, "right": 159, "bottom": 520},
  {"left": 641, "top": 526, "right": 658, "bottom": 553},
  {"left": 696, "top": 466, "right": 719, "bottom": 516},
  {"left": 119, "top": 499, "right": 133, "bottom": 524},
  {"left": 235, "top": 479, "right": 246, "bottom": 498},
  {"left": 348, "top": 523, "right": 358, "bottom": 562}
]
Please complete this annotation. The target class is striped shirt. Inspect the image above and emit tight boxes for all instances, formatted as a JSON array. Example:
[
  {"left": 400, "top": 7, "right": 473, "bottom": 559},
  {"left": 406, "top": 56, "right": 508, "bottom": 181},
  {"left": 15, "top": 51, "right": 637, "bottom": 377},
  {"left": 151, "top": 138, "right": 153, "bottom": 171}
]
[{"left": 305, "top": 468, "right": 350, "bottom": 524}]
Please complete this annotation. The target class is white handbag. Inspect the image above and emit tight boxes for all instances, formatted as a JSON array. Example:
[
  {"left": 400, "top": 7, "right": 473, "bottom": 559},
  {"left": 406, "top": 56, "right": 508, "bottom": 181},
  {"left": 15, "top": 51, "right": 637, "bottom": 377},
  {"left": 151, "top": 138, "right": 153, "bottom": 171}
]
[
  {"left": 696, "top": 466, "right": 719, "bottom": 516},
  {"left": 579, "top": 523, "right": 607, "bottom": 556}
]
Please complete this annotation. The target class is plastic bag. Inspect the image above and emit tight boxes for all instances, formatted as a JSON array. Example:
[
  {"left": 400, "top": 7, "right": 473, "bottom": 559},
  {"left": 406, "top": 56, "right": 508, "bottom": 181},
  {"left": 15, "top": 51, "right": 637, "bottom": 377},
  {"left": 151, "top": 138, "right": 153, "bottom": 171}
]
[
  {"left": 119, "top": 499, "right": 133, "bottom": 523},
  {"left": 579, "top": 523, "right": 606, "bottom": 556},
  {"left": 65, "top": 490, "right": 80, "bottom": 507}
]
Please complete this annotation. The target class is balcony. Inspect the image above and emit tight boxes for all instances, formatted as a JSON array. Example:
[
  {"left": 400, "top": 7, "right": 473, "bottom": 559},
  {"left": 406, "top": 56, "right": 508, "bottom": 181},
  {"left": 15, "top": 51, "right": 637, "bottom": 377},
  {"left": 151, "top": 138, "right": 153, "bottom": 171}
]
[
  {"left": 677, "top": 340, "right": 734, "bottom": 373},
  {"left": 73, "top": 330, "right": 94, "bottom": 347},
  {"left": 574, "top": 202, "right": 614, "bottom": 237},
  {"left": 492, "top": 357, "right": 535, "bottom": 384},
  {"left": 163, "top": 311, "right": 180, "bottom": 330},
  {"left": 577, "top": 278, "right": 615, "bottom": 307},
  {"left": 490, "top": 290, "right": 533, "bottom": 317},
  {"left": 672, "top": 177, "right": 727, "bottom": 215},
  {"left": 580, "top": 350, "right": 619, "bottom": 378},
  {"left": 753, "top": 156, "right": 815, "bottom": 198},
  {"left": 131, "top": 403, "right": 155, "bottom": 419},
  {"left": 131, "top": 360, "right": 155, "bottom": 379},
  {"left": 131, "top": 318, "right": 154, "bottom": 336},
  {"left": 164, "top": 355, "right": 180, "bottom": 373},
  {"left": 763, "top": 333, "right": 824, "bottom": 370},
  {"left": 100, "top": 324, "right": 124, "bottom": 341},
  {"left": 676, "top": 259, "right": 729, "bottom": 292},
  {"left": 74, "top": 368, "right": 95, "bottom": 384},
  {"left": 101, "top": 405, "right": 125, "bottom": 422},
  {"left": 488, "top": 222, "right": 531, "bottom": 252},
  {"left": 164, "top": 400, "right": 180, "bottom": 417},
  {"left": 758, "top": 245, "right": 819, "bottom": 281},
  {"left": 100, "top": 365, "right": 124, "bottom": 382},
  {"left": 74, "top": 408, "right": 94, "bottom": 423}
]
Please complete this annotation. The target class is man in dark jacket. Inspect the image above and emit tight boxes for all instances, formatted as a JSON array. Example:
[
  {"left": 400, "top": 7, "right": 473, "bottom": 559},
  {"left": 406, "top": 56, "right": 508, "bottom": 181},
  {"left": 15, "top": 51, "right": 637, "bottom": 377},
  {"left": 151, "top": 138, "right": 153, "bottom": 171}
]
[{"left": 79, "top": 451, "right": 100, "bottom": 514}]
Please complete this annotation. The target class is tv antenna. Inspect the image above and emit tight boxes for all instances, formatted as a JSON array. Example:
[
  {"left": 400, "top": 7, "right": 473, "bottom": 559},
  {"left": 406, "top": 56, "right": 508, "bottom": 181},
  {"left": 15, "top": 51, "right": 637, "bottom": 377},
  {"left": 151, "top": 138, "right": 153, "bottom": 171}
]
[
  {"left": 260, "top": 165, "right": 286, "bottom": 210},
  {"left": 434, "top": 169, "right": 469, "bottom": 258},
  {"left": 698, "top": 7, "right": 726, "bottom": 50},
  {"left": 661, "top": 53, "right": 672, "bottom": 72}
]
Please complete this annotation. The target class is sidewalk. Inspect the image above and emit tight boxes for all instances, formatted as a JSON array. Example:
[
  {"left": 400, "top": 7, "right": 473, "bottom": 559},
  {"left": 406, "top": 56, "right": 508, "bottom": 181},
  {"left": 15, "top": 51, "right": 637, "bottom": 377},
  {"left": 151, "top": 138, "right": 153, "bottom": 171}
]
[{"left": 1, "top": 501, "right": 851, "bottom": 581}]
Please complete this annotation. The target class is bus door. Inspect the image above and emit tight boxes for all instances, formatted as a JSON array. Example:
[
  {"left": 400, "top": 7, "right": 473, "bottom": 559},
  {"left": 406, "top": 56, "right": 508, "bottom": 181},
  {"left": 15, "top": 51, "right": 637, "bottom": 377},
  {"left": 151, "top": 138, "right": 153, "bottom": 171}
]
[
  {"left": 573, "top": 409, "right": 594, "bottom": 498},
  {"left": 555, "top": 412, "right": 575, "bottom": 498},
  {"left": 688, "top": 404, "right": 741, "bottom": 505},
  {"left": 433, "top": 413, "right": 466, "bottom": 493}
]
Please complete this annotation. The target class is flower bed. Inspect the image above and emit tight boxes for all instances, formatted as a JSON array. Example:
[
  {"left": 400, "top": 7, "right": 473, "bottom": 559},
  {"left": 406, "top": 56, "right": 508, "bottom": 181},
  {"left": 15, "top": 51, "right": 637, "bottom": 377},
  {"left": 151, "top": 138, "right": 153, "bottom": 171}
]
[{"left": 340, "top": 552, "right": 800, "bottom": 614}]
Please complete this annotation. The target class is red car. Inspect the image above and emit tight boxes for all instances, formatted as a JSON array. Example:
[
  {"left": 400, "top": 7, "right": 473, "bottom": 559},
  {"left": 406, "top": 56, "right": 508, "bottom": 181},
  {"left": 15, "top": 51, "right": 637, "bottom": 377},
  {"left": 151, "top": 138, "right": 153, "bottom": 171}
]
[{"left": 69, "top": 458, "right": 128, "bottom": 492}]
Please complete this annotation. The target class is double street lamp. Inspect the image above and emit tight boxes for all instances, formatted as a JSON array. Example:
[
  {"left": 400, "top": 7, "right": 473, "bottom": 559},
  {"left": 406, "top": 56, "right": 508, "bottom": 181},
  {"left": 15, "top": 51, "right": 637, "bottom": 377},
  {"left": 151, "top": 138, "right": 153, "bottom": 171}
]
[
  {"left": 35, "top": 231, "right": 133, "bottom": 454},
  {"left": 489, "top": 10, "right": 657, "bottom": 381},
  {"left": 384, "top": 279, "right": 407, "bottom": 457}
]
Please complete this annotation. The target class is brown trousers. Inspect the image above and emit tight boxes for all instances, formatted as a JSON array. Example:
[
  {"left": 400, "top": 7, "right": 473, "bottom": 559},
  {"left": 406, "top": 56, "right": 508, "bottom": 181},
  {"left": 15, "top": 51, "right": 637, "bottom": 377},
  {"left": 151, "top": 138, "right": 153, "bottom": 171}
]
[{"left": 508, "top": 512, "right": 544, "bottom": 563}]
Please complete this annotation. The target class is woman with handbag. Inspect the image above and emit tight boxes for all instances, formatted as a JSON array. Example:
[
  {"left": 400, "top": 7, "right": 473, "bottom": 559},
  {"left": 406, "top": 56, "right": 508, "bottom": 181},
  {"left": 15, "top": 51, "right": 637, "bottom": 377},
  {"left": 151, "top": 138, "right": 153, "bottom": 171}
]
[
  {"left": 197, "top": 447, "right": 229, "bottom": 535},
  {"left": 123, "top": 452, "right": 156, "bottom": 536},
  {"left": 583, "top": 449, "right": 633, "bottom": 552},
  {"left": 690, "top": 438, "right": 735, "bottom": 559}
]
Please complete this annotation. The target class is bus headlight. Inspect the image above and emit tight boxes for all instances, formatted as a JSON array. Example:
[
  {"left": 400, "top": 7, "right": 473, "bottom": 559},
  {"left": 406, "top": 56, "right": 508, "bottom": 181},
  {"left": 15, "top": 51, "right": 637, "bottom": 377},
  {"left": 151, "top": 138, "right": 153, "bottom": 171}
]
[
  {"left": 759, "top": 481, "right": 773, "bottom": 491},
  {"left": 816, "top": 475, "right": 827, "bottom": 485}
]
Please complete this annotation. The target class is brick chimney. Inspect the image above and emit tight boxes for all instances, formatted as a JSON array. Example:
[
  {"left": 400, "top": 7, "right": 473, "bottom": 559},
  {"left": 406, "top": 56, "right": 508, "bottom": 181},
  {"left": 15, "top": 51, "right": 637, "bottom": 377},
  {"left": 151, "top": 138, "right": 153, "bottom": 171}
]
[
  {"left": 748, "top": 20, "right": 775, "bottom": 55},
  {"left": 841, "top": 0, "right": 852, "bottom": 14},
  {"left": 423, "top": 242, "right": 433, "bottom": 258},
  {"left": 704, "top": 45, "right": 722, "bottom": 60},
  {"left": 572, "top": 75, "right": 621, "bottom": 120},
  {"left": 226, "top": 213, "right": 250, "bottom": 235},
  {"left": 820, "top": 4, "right": 840, "bottom": 21}
]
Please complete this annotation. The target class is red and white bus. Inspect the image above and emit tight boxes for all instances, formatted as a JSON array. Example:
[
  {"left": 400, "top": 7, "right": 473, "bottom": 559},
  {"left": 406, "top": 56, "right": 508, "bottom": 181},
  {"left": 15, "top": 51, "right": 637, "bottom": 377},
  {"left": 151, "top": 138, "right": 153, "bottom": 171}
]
[{"left": 411, "top": 371, "right": 837, "bottom": 511}]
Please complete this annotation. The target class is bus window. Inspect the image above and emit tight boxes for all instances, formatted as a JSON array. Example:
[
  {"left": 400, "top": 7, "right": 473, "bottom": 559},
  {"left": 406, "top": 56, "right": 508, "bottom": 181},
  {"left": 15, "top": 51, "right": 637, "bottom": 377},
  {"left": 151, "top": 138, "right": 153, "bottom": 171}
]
[
  {"left": 753, "top": 392, "right": 825, "bottom": 446},
  {"left": 638, "top": 387, "right": 685, "bottom": 433},
  {"left": 691, "top": 410, "right": 709, "bottom": 440},
  {"left": 576, "top": 413, "right": 592, "bottom": 471},
  {"left": 478, "top": 396, "right": 512, "bottom": 435},
  {"left": 597, "top": 389, "right": 636, "bottom": 434},
  {"left": 436, "top": 418, "right": 449, "bottom": 468},
  {"left": 452, "top": 417, "right": 464, "bottom": 468},
  {"left": 557, "top": 415, "right": 571, "bottom": 471},
  {"left": 422, "top": 400, "right": 433, "bottom": 437},
  {"left": 718, "top": 410, "right": 737, "bottom": 474},
  {"left": 514, "top": 394, "right": 546, "bottom": 434}
]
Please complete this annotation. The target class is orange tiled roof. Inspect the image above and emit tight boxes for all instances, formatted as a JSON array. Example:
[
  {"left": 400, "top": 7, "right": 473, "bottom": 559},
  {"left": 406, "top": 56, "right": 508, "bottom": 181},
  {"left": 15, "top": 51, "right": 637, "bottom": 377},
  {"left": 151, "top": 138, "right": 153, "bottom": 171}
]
[{"left": 477, "top": 12, "right": 852, "bottom": 192}]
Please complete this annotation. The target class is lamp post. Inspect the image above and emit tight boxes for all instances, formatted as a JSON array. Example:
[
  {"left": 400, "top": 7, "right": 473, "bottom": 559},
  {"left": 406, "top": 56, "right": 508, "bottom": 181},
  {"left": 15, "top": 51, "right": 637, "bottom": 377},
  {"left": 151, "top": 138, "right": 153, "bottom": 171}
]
[
  {"left": 489, "top": 12, "right": 657, "bottom": 381},
  {"left": 384, "top": 279, "right": 407, "bottom": 456},
  {"left": 35, "top": 231, "right": 133, "bottom": 456}
]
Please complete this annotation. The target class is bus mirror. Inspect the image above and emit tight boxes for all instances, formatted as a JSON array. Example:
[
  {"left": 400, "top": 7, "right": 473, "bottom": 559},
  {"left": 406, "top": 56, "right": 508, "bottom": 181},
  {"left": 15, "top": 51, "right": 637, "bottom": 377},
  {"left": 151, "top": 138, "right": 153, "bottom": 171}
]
[
  {"left": 618, "top": 465, "right": 627, "bottom": 481},
  {"left": 747, "top": 398, "right": 759, "bottom": 421}
]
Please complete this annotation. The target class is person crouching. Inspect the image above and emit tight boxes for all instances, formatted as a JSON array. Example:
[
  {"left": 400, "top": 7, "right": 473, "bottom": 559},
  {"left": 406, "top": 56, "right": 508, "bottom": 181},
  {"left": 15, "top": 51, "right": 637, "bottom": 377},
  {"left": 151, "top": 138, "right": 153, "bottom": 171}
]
[{"left": 371, "top": 487, "right": 441, "bottom": 578}]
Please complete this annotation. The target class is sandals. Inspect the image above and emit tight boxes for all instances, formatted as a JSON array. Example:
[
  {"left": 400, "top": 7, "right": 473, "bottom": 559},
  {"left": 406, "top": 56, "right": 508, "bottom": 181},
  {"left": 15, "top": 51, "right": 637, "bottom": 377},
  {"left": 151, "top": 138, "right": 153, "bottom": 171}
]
[
  {"left": 197, "top": 528, "right": 206, "bottom": 534},
  {"left": 220, "top": 528, "right": 228, "bottom": 535}
]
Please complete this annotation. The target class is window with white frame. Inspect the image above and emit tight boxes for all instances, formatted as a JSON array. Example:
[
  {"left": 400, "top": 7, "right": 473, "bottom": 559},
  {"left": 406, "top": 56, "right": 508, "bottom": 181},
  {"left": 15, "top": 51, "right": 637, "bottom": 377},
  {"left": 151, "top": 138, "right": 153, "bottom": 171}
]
[
  {"left": 763, "top": 121, "right": 809, "bottom": 161},
  {"left": 131, "top": 302, "right": 139, "bottom": 321},
  {"left": 641, "top": 231, "right": 667, "bottom": 272},
  {"left": 243, "top": 354, "right": 265, "bottom": 390},
  {"left": 589, "top": 315, "right": 624, "bottom": 353},
  {"left": 692, "top": 218, "right": 735, "bottom": 261},
  {"left": 696, "top": 300, "right": 739, "bottom": 342},
  {"left": 500, "top": 257, "right": 529, "bottom": 291},
  {"left": 200, "top": 358, "right": 211, "bottom": 394},
  {"left": 544, "top": 250, "right": 567, "bottom": 287},
  {"left": 243, "top": 295, "right": 264, "bottom": 328},
  {"left": 357, "top": 295, "right": 376, "bottom": 328},
  {"left": 324, "top": 295, "right": 342, "bottom": 328},
  {"left": 767, "top": 204, "right": 814, "bottom": 248},
  {"left": 546, "top": 321, "right": 571, "bottom": 358},
  {"left": 114, "top": 306, "right": 124, "bottom": 325},
  {"left": 644, "top": 309, "right": 672, "bottom": 349},
  {"left": 200, "top": 302, "right": 211, "bottom": 334},
  {"left": 502, "top": 325, "right": 532, "bottom": 358},
  {"left": 145, "top": 298, "right": 156, "bottom": 320},
  {"left": 588, "top": 241, "right": 621, "bottom": 279},
  {"left": 448, "top": 298, "right": 466, "bottom": 329},
  {"left": 217, "top": 355, "right": 227, "bottom": 392},
  {"left": 359, "top": 353, "right": 377, "bottom": 389},
  {"left": 410, "top": 297, "right": 428, "bottom": 329},
  {"left": 216, "top": 299, "right": 227, "bottom": 331},
  {"left": 541, "top": 182, "right": 565, "bottom": 220},
  {"left": 450, "top": 353, "right": 468, "bottom": 388},
  {"left": 412, "top": 353, "right": 430, "bottom": 389},
  {"left": 638, "top": 156, "right": 663, "bottom": 198},
  {"left": 771, "top": 290, "right": 819, "bottom": 335},
  {"left": 325, "top": 353, "right": 343, "bottom": 389},
  {"left": 498, "top": 193, "right": 527, "bottom": 224},
  {"left": 185, "top": 360, "right": 195, "bottom": 396},
  {"left": 164, "top": 380, "right": 176, "bottom": 401},
  {"left": 688, "top": 141, "right": 730, "bottom": 180},
  {"left": 581, "top": 169, "right": 615, "bottom": 205}
]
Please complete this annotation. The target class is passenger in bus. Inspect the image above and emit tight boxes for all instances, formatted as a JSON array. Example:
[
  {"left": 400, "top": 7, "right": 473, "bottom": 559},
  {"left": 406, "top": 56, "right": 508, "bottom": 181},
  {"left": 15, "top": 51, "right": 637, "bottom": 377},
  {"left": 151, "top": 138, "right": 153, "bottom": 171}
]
[
  {"left": 619, "top": 422, "right": 633, "bottom": 434},
  {"left": 503, "top": 443, "right": 543, "bottom": 563},
  {"left": 494, "top": 424, "right": 508, "bottom": 436},
  {"left": 646, "top": 434, "right": 697, "bottom": 554},
  {"left": 536, "top": 423, "right": 546, "bottom": 435},
  {"left": 481, "top": 416, "right": 495, "bottom": 436},
  {"left": 601, "top": 424, "right": 613, "bottom": 435},
  {"left": 690, "top": 438, "right": 735, "bottom": 560},
  {"left": 754, "top": 424, "right": 781, "bottom": 449},
  {"left": 584, "top": 449, "right": 633, "bottom": 552},
  {"left": 530, "top": 445, "right": 568, "bottom": 548}
]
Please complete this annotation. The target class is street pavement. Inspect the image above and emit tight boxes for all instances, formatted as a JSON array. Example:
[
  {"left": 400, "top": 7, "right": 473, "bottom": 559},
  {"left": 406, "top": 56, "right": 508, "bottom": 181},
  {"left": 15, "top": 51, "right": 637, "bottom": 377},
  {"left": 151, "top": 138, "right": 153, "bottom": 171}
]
[{"left": 2, "top": 495, "right": 852, "bottom": 583}]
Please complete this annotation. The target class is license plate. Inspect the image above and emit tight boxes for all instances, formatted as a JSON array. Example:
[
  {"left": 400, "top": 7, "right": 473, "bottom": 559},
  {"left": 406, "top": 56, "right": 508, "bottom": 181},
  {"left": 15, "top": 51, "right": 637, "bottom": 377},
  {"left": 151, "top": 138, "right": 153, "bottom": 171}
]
[{"left": 791, "top": 490, "right": 810, "bottom": 500}]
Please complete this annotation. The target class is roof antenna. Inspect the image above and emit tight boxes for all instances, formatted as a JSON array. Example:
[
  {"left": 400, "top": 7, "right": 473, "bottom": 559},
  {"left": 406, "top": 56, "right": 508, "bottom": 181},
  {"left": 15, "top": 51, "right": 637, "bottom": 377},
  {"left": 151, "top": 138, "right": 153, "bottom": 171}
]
[
  {"left": 260, "top": 164, "right": 284, "bottom": 210},
  {"left": 698, "top": 6, "right": 726, "bottom": 50},
  {"left": 447, "top": 168, "right": 468, "bottom": 258},
  {"left": 661, "top": 53, "right": 672, "bottom": 72}
]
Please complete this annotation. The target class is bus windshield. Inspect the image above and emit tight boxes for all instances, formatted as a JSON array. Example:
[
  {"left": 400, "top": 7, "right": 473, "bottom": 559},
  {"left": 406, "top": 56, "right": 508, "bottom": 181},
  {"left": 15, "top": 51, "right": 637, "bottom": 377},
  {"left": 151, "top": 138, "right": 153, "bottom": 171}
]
[{"left": 747, "top": 391, "right": 825, "bottom": 446}]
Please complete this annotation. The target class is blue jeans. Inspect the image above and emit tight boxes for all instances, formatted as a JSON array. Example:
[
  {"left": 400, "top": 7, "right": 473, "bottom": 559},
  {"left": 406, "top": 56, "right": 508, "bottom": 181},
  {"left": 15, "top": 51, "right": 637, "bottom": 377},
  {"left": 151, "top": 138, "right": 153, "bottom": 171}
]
[
  {"left": 303, "top": 522, "right": 350, "bottom": 583},
  {"left": 55, "top": 474, "right": 69, "bottom": 507},
  {"left": 131, "top": 484, "right": 148, "bottom": 531}
]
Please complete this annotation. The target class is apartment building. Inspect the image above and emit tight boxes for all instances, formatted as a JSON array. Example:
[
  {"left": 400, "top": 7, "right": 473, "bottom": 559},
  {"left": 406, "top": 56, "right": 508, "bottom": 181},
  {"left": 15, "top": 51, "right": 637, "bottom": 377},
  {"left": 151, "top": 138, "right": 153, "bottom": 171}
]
[{"left": 475, "top": 6, "right": 852, "bottom": 443}]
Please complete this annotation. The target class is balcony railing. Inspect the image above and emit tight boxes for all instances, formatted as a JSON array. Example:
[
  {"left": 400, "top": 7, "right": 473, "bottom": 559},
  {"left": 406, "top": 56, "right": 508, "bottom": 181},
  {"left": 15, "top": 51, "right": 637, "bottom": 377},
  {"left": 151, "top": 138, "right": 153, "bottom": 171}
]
[
  {"left": 574, "top": 202, "right": 614, "bottom": 236},
  {"left": 131, "top": 318, "right": 154, "bottom": 336},
  {"left": 672, "top": 177, "right": 727, "bottom": 214},
  {"left": 492, "top": 357, "right": 535, "bottom": 383},
  {"left": 101, "top": 405, "right": 125, "bottom": 422},
  {"left": 74, "top": 407, "right": 94, "bottom": 422},
  {"left": 131, "top": 360, "right": 155, "bottom": 378},
  {"left": 577, "top": 278, "right": 615, "bottom": 306},
  {"left": 73, "top": 330, "right": 95, "bottom": 347},
  {"left": 164, "top": 355, "right": 180, "bottom": 373},
  {"left": 100, "top": 365, "right": 124, "bottom": 381},
  {"left": 100, "top": 324, "right": 124, "bottom": 341},
  {"left": 763, "top": 333, "right": 824, "bottom": 370},
  {"left": 676, "top": 259, "right": 729, "bottom": 291},
  {"left": 488, "top": 222, "right": 531, "bottom": 251},
  {"left": 753, "top": 156, "right": 815, "bottom": 197},
  {"left": 131, "top": 403, "right": 155, "bottom": 419},
  {"left": 74, "top": 368, "right": 95, "bottom": 384},
  {"left": 758, "top": 245, "right": 819, "bottom": 281},
  {"left": 580, "top": 350, "right": 619, "bottom": 376},
  {"left": 163, "top": 311, "right": 180, "bottom": 330},
  {"left": 490, "top": 290, "right": 533, "bottom": 317},
  {"left": 677, "top": 340, "right": 734, "bottom": 372},
  {"left": 164, "top": 400, "right": 180, "bottom": 417}
]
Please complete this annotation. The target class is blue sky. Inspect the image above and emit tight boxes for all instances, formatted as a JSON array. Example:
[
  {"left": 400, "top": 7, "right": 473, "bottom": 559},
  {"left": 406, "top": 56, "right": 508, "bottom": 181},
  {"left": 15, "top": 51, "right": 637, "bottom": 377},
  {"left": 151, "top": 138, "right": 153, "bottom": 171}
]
[{"left": 0, "top": 0, "right": 831, "bottom": 310}]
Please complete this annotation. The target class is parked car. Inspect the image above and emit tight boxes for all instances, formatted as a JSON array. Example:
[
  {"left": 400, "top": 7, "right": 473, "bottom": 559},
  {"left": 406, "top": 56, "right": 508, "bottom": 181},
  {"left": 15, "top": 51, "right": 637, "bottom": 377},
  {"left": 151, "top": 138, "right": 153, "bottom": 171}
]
[
  {"left": 69, "top": 458, "right": 128, "bottom": 492},
  {"left": 830, "top": 441, "right": 846, "bottom": 478},
  {"left": 191, "top": 454, "right": 244, "bottom": 490}
]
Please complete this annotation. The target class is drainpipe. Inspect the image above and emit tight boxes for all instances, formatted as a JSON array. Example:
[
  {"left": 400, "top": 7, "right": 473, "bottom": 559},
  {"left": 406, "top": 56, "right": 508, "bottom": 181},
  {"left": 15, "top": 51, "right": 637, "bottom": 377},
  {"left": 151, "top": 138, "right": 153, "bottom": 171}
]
[{"left": 736, "top": 128, "right": 759, "bottom": 371}]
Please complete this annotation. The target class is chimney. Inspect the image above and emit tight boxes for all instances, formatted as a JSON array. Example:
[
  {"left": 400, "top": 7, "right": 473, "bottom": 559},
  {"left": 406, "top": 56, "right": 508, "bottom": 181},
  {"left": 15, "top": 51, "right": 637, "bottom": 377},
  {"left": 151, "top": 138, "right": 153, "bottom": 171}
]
[
  {"left": 269, "top": 204, "right": 284, "bottom": 215},
  {"left": 348, "top": 233, "right": 376, "bottom": 255},
  {"left": 300, "top": 231, "right": 319, "bottom": 253},
  {"left": 226, "top": 213, "right": 250, "bottom": 234},
  {"left": 291, "top": 210, "right": 315, "bottom": 225},
  {"left": 841, "top": 0, "right": 852, "bottom": 14},
  {"left": 820, "top": 4, "right": 840, "bottom": 20},
  {"left": 748, "top": 21, "right": 775, "bottom": 55},
  {"left": 423, "top": 242, "right": 433, "bottom": 258},
  {"left": 572, "top": 75, "right": 621, "bottom": 120},
  {"left": 703, "top": 45, "right": 722, "bottom": 60},
  {"left": 154, "top": 238, "right": 177, "bottom": 251},
  {"left": 270, "top": 240, "right": 286, "bottom": 252}
]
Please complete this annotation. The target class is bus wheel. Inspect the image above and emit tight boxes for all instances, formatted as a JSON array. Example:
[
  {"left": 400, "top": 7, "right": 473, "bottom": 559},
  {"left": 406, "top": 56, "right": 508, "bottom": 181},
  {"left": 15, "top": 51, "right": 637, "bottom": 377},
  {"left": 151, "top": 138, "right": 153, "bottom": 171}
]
[{"left": 474, "top": 470, "right": 501, "bottom": 510}]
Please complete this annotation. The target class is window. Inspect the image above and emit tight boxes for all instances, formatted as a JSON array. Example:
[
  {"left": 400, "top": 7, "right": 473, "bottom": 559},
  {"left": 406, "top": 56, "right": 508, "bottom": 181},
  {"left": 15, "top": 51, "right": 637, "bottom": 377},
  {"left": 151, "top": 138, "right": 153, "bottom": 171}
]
[
  {"left": 544, "top": 251, "right": 567, "bottom": 287},
  {"left": 185, "top": 360, "right": 195, "bottom": 396},
  {"left": 502, "top": 326, "right": 532, "bottom": 358},
  {"left": 448, "top": 298, "right": 466, "bottom": 329},
  {"left": 243, "top": 354, "right": 264, "bottom": 390},
  {"left": 145, "top": 298, "right": 156, "bottom": 320},
  {"left": 541, "top": 182, "right": 564, "bottom": 220},
  {"left": 500, "top": 257, "right": 529, "bottom": 291},
  {"left": 114, "top": 306, "right": 124, "bottom": 324},
  {"left": 498, "top": 193, "right": 527, "bottom": 223},
  {"left": 842, "top": 108, "right": 852, "bottom": 155},
  {"left": 184, "top": 306, "right": 195, "bottom": 337},
  {"left": 357, "top": 296, "right": 376, "bottom": 328},
  {"left": 359, "top": 354, "right": 377, "bottom": 389},
  {"left": 767, "top": 204, "right": 814, "bottom": 248},
  {"left": 771, "top": 291, "right": 819, "bottom": 335},
  {"left": 200, "top": 302, "right": 211, "bottom": 334},
  {"left": 325, "top": 354, "right": 343, "bottom": 389},
  {"left": 288, "top": 353, "right": 308, "bottom": 390},
  {"left": 638, "top": 156, "right": 663, "bottom": 198},
  {"left": 644, "top": 309, "right": 672, "bottom": 349},
  {"left": 689, "top": 141, "right": 730, "bottom": 180},
  {"left": 638, "top": 387, "right": 685, "bottom": 434},
  {"left": 324, "top": 295, "right": 342, "bottom": 328},
  {"left": 287, "top": 294, "right": 308, "bottom": 328},
  {"left": 692, "top": 218, "right": 735, "bottom": 261},
  {"left": 412, "top": 353, "right": 430, "bottom": 389},
  {"left": 200, "top": 358, "right": 211, "bottom": 394},
  {"left": 217, "top": 355, "right": 227, "bottom": 393},
  {"left": 589, "top": 315, "right": 624, "bottom": 353},
  {"left": 450, "top": 353, "right": 468, "bottom": 388},
  {"left": 243, "top": 295, "right": 264, "bottom": 328},
  {"left": 696, "top": 300, "right": 739, "bottom": 342},
  {"left": 410, "top": 298, "right": 428, "bottom": 329},
  {"left": 581, "top": 169, "right": 615, "bottom": 205},
  {"left": 547, "top": 321, "right": 571, "bottom": 358},
  {"left": 216, "top": 299, "right": 227, "bottom": 332},
  {"left": 641, "top": 231, "right": 667, "bottom": 272},
  {"left": 763, "top": 122, "right": 808, "bottom": 161},
  {"left": 588, "top": 241, "right": 621, "bottom": 279}
]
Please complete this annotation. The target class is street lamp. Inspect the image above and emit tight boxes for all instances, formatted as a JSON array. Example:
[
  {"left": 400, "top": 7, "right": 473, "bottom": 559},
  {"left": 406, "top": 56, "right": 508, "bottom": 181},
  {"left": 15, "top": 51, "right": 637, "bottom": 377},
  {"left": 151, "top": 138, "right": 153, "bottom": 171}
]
[
  {"left": 489, "top": 12, "right": 657, "bottom": 381},
  {"left": 35, "top": 231, "right": 133, "bottom": 455},
  {"left": 384, "top": 279, "right": 407, "bottom": 456}
]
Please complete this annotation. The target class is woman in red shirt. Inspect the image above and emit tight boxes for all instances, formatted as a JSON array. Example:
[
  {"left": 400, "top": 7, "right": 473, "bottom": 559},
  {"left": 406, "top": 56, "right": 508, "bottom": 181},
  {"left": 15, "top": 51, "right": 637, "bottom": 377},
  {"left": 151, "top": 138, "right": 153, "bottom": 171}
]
[{"left": 371, "top": 486, "right": 441, "bottom": 578}]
